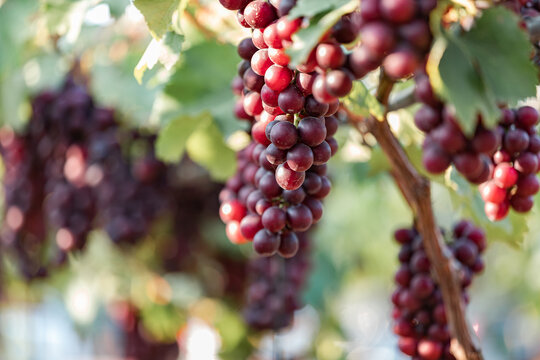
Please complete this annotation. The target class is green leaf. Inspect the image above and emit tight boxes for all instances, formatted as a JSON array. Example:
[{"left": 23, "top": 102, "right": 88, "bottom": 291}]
[
  {"left": 460, "top": 7, "right": 537, "bottom": 107},
  {"left": 155, "top": 112, "right": 206, "bottom": 163},
  {"left": 186, "top": 115, "right": 236, "bottom": 181},
  {"left": 156, "top": 112, "right": 236, "bottom": 181},
  {"left": 102, "top": 0, "right": 130, "bottom": 18},
  {"left": 343, "top": 80, "right": 384, "bottom": 121},
  {"left": 287, "top": 0, "right": 358, "bottom": 66},
  {"left": 154, "top": 41, "right": 241, "bottom": 136},
  {"left": 134, "top": 31, "right": 184, "bottom": 84},
  {"left": 428, "top": 36, "right": 499, "bottom": 136},
  {"left": 133, "top": 0, "right": 180, "bottom": 39},
  {"left": 288, "top": 0, "right": 352, "bottom": 19},
  {"left": 428, "top": 7, "right": 537, "bottom": 135}
]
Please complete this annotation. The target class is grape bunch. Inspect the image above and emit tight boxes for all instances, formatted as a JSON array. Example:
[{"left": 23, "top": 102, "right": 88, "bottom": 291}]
[
  {"left": 480, "top": 107, "right": 540, "bottom": 220},
  {"left": 220, "top": 0, "right": 360, "bottom": 257},
  {"left": 0, "top": 73, "right": 201, "bottom": 279},
  {"left": 90, "top": 134, "right": 170, "bottom": 245},
  {"left": 414, "top": 74, "right": 540, "bottom": 221},
  {"left": 415, "top": 73, "right": 496, "bottom": 183},
  {"left": 392, "top": 220, "right": 486, "bottom": 360},
  {"left": 349, "top": 0, "right": 435, "bottom": 80},
  {"left": 243, "top": 230, "right": 311, "bottom": 330}
]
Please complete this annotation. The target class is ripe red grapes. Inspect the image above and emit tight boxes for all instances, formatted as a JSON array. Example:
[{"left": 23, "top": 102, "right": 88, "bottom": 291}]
[
  {"left": 414, "top": 74, "right": 540, "bottom": 221},
  {"left": 392, "top": 220, "right": 486, "bottom": 359},
  {"left": 243, "top": 230, "right": 311, "bottom": 330},
  {"left": 0, "top": 75, "right": 208, "bottom": 279},
  {"left": 348, "top": 0, "right": 435, "bottom": 80},
  {"left": 480, "top": 107, "right": 540, "bottom": 221},
  {"left": 219, "top": 0, "right": 360, "bottom": 257}
]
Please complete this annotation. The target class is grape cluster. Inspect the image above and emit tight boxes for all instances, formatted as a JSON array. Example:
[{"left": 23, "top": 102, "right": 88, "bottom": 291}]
[
  {"left": 90, "top": 134, "right": 170, "bottom": 244},
  {"left": 480, "top": 107, "right": 540, "bottom": 220},
  {"left": 414, "top": 74, "right": 540, "bottom": 221},
  {"left": 415, "top": 74, "right": 496, "bottom": 184},
  {"left": 0, "top": 79, "right": 101, "bottom": 277},
  {"left": 220, "top": 0, "right": 361, "bottom": 257},
  {"left": 392, "top": 220, "right": 486, "bottom": 360},
  {"left": 0, "top": 74, "right": 205, "bottom": 278},
  {"left": 350, "top": 0, "right": 435, "bottom": 80},
  {"left": 243, "top": 230, "right": 311, "bottom": 330}
]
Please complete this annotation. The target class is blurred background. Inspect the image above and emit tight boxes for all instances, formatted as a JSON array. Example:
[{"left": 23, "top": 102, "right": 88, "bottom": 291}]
[{"left": 0, "top": 1, "right": 540, "bottom": 359}]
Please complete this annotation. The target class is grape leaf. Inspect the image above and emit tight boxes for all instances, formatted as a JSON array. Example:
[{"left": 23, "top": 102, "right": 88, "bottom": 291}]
[
  {"left": 156, "top": 112, "right": 236, "bottom": 181},
  {"left": 428, "top": 36, "right": 499, "bottom": 136},
  {"left": 287, "top": 0, "right": 357, "bottom": 66},
  {"left": 343, "top": 80, "right": 384, "bottom": 121},
  {"left": 288, "top": 0, "right": 352, "bottom": 19},
  {"left": 154, "top": 41, "right": 241, "bottom": 136},
  {"left": 132, "top": 0, "right": 180, "bottom": 39},
  {"left": 427, "top": 7, "right": 537, "bottom": 136},
  {"left": 134, "top": 31, "right": 184, "bottom": 84},
  {"left": 186, "top": 114, "right": 236, "bottom": 181},
  {"left": 155, "top": 112, "right": 205, "bottom": 163}
]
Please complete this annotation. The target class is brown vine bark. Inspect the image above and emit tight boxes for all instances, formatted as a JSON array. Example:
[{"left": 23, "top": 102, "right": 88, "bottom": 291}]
[{"left": 344, "top": 73, "right": 484, "bottom": 360}]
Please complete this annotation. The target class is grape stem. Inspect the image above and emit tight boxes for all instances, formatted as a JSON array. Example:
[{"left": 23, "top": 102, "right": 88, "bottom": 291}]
[{"left": 344, "top": 72, "right": 484, "bottom": 360}]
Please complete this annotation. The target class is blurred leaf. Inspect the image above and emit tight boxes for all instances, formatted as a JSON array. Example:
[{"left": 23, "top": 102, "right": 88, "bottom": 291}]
[
  {"left": 287, "top": 0, "right": 357, "bottom": 66},
  {"left": 133, "top": 0, "right": 180, "bottom": 39},
  {"left": 214, "top": 303, "right": 247, "bottom": 354},
  {"left": 0, "top": 72, "right": 29, "bottom": 131},
  {"left": 288, "top": 0, "right": 352, "bottom": 19},
  {"left": 156, "top": 112, "right": 206, "bottom": 163},
  {"left": 186, "top": 115, "right": 236, "bottom": 181},
  {"left": 134, "top": 31, "right": 184, "bottom": 84},
  {"left": 156, "top": 112, "right": 235, "bottom": 181},
  {"left": 427, "top": 7, "right": 536, "bottom": 135},
  {"left": 343, "top": 81, "right": 384, "bottom": 121},
  {"left": 154, "top": 40, "right": 241, "bottom": 135},
  {"left": 366, "top": 146, "right": 390, "bottom": 176},
  {"left": 102, "top": 0, "right": 130, "bottom": 18},
  {"left": 91, "top": 63, "right": 158, "bottom": 126},
  {"left": 140, "top": 303, "right": 185, "bottom": 342}
]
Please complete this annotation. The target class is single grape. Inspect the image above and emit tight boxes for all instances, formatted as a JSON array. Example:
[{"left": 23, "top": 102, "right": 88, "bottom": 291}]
[
  {"left": 238, "top": 38, "right": 258, "bottom": 60},
  {"left": 325, "top": 69, "right": 354, "bottom": 97},
  {"left": 275, "top": 163, "right": 305, "bottom": 190},
  {"left": 315, "top": 43, "right": 346, "bottom": 69},
  {"left": 304, "top": 96, "right": 329, "bottom": 117},
  {"left": 286, "top": 204, "right": 313, "bottom": 231},
  {"left": 414, "top": 105, "right": 441, "bottom": 133},
  {"left": 240, "top": 214, "right": 264, "bottom": 240},
  {"left": 298, "top": 117, "right": 327, "bottom": 147},
  {"left": 253, "top": 229, "right": 280, "bottom": 256},
  {"left": 302, "top": 172, "right": 322, "bottom": 194},
  {"left": 263, "top": 23, "right": 283, "bottom": 48},
  {"left": 261, "top": 206, "right": 287, "bottom": 232},
  {"left": 286, "top": 143, "right": 314, "bottom": 172},
  {"left": 278, "top": 85, "right": 306, "bottom": 114},
  {"left": 265, "top": 65, "right": 293, "bottom": 92},
  {"left": 278, "top": 231, "right": 299, "bottom": 258},
  {"left": 244, "top": 1, "right": 277, "bottom": 29},
  {"left": 493, "top": 163, "right": 518, "bottom": 189},
  {"left": 270, "top": 121, "right": 298, "bottom": 149},
  {"left": 283, "top": 187, "right": 306, "bottom": 204}
]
